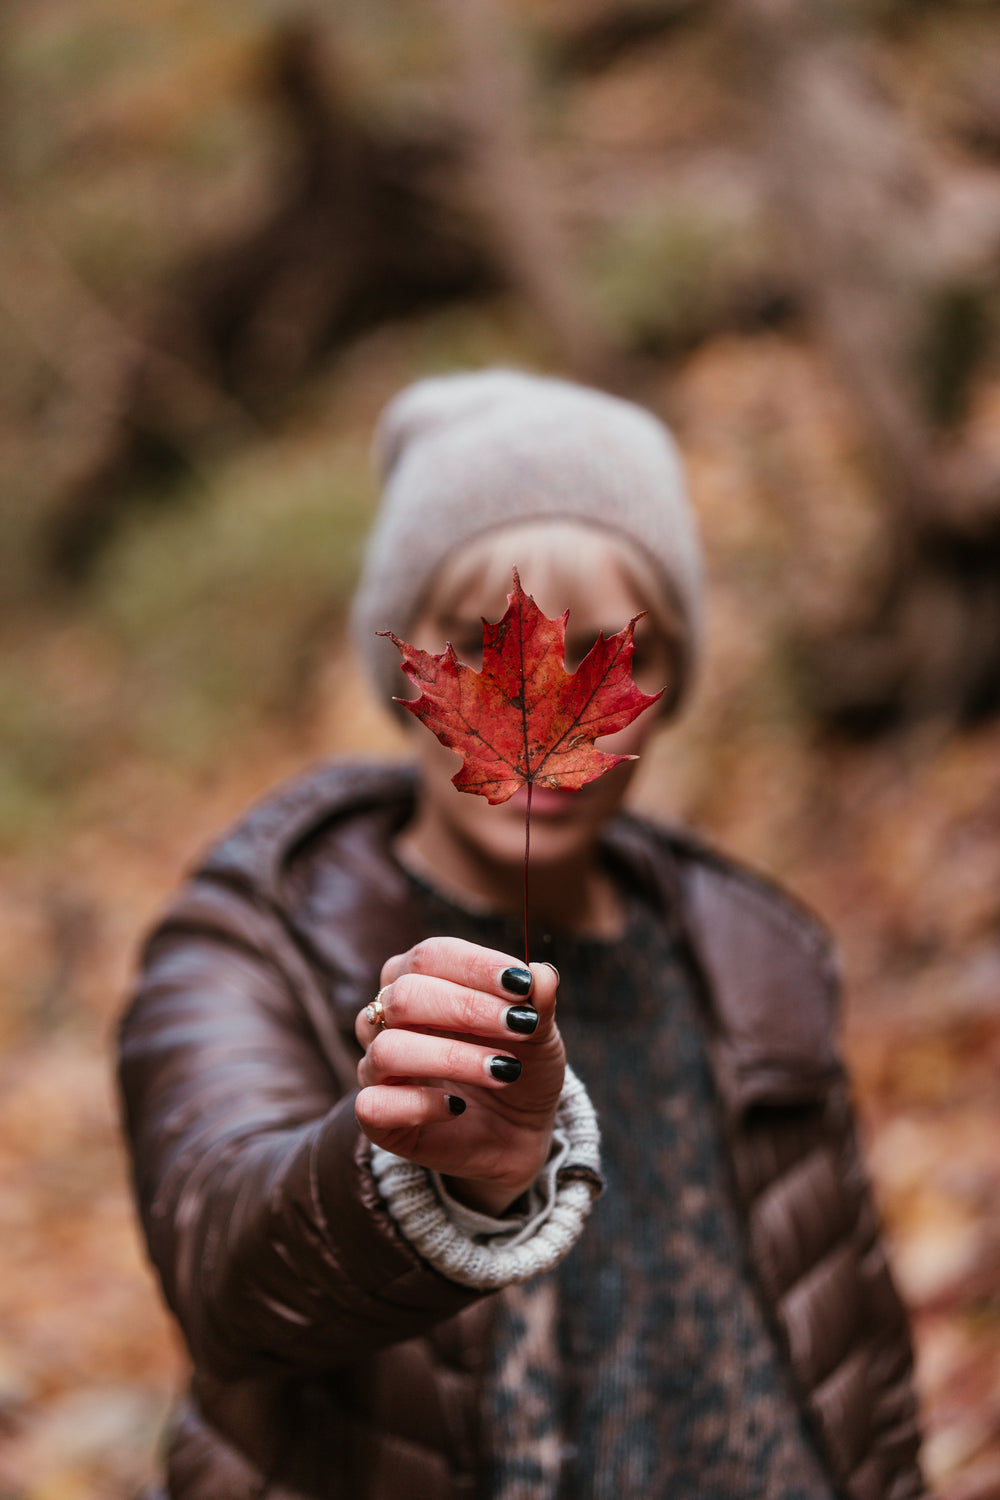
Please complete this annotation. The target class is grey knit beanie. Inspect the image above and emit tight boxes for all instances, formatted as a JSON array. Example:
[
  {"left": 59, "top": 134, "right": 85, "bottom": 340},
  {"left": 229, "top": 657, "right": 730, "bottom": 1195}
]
[{"left": 351, "top": 369, "right": 704, "bottom": 709}]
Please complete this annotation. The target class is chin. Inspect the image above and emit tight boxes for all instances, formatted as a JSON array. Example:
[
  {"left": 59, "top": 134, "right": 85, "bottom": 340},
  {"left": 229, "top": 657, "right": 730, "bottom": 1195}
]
[
  {"left": 486, "top": 818, "right": 597, "bottom": 874},
  {"left": 424, "top": 762, "right": 627, "bottom": 883}
]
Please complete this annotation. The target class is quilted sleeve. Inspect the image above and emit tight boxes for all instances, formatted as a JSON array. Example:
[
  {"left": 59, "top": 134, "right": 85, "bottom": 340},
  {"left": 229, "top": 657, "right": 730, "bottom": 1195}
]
[{"left": 118, "top": 875, "right": 482, "bottom": 1383}]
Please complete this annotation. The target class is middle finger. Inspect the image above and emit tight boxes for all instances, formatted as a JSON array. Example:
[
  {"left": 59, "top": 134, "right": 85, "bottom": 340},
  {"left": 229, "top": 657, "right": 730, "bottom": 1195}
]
[{"left": 357, "top": 972, "right": 540, "bottom": 1047}]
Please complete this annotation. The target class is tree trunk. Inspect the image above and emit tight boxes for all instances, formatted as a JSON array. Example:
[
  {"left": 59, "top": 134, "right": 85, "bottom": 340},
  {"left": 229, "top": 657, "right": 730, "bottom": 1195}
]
[{"left": 731, "top": 0, "right": 1000, "bottom": 730}]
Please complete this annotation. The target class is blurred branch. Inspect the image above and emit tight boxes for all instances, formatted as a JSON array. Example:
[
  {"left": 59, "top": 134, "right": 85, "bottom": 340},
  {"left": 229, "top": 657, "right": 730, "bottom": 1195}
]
[
  {"left": 436, "top": 0, "right": 621, "bottom": 384},
  {"left": 733, "top": 0, "right": 1000, "bottom": 527},
  {"left": 14, "top": 20, "right": 510, "bottom": 580},
  {"left": 0, "top": 201, "right": 253, "bottom": 472},
  {"left": 730, "top": 0, "right": 1000, "bottom": 730},
  {"left": 5, "top": 10, "right": 629, "bottom": 580},
  {"left": 543, "top": 0, "right": 710, "bottom": 76}
]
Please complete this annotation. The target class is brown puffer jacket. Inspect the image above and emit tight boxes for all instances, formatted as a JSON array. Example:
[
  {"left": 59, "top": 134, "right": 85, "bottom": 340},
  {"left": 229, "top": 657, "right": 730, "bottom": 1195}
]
[{"left": 118, "top": 761, "right": 928, "bottom": 1500}]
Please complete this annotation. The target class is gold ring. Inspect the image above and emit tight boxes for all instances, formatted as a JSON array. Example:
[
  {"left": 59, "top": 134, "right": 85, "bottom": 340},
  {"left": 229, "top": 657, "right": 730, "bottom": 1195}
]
[{"left": 366, "top": 988, "right": 389, "bottom": 1030}]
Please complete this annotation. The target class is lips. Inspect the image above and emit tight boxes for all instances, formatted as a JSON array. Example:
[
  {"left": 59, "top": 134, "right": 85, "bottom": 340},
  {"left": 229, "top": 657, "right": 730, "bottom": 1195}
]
[{"left": 509, "top": 784, "right": 580, "bottom": 818}]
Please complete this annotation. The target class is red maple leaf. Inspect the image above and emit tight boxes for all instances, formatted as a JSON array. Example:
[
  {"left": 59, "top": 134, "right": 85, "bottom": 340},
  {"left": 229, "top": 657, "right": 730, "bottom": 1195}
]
[{"left": 380, "top": 568, "right": 662, "bottom": 805}]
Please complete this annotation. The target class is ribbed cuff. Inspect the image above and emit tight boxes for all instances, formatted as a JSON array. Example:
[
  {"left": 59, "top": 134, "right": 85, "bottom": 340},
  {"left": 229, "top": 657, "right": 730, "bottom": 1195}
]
[{"left": 369, "top": 1066, "right": 602, "bottom": 1290}]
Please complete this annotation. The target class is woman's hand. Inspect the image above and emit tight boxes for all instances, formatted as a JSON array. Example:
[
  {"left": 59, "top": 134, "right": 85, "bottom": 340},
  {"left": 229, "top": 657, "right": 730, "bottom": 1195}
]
[{"left": 355, "top": 938, "right": 564, "bottom": 1217}]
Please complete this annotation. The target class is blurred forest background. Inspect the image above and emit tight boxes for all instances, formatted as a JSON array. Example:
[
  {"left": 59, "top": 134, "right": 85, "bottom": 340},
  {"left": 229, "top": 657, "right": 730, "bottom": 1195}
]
[{"left": 2, "top": 0, "right": 1000, "bottom": 1495}]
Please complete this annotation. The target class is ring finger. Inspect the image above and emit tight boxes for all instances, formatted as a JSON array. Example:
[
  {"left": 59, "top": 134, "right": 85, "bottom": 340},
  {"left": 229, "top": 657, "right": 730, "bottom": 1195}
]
[{"left": 355, "top": 974, "right": 540, "bottom": 1049}]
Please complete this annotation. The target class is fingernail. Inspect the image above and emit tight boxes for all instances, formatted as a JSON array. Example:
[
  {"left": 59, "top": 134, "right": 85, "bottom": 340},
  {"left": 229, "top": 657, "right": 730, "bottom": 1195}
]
[
  {"left": 499, "top": 966, "right": 533, "bottom": 996},
  {"left": 504, "top": 1005, "right": 539, "bottom": 1035},
  {"left": 542, "top": 962, "right": 560, "bottom": 984},
  {"left": 488, "top": 1055, "right": 522, "bottom": 1083},
  {"left": 446, "top": 1094, "right": 466, "bottom": 1116}
]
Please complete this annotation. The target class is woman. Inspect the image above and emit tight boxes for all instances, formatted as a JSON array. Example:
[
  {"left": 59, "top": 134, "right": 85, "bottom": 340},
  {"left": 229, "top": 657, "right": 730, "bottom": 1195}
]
[{"left": 119, "top": 371, "right": 928, "bottom": 1499}]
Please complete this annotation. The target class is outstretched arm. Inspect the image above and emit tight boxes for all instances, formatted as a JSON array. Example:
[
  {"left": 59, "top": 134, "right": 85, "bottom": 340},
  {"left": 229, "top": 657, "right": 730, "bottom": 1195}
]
[
  {"left": 118, "top": 878, "right": 482, "bottom": 1382},
  {"left": 119, "top": 878, "right": 600, "bottom": 1382}
]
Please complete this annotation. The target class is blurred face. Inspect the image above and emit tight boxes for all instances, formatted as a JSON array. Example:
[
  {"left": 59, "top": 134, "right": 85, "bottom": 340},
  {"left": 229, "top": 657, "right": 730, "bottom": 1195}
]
[{"left": 400, "top": 521, "right": 680, "bottom": 882}]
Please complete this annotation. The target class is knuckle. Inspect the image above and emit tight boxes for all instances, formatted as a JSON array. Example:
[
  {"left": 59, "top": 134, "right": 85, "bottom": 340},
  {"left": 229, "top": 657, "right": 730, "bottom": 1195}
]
[
  {"left": 408, "top": 938, "right": 439, "bottom": 973},
  {"left": 460, "top": 950, "right": 486, "bottom": 991},
  {"left": 439, "top": 1038, "right": 468, "bottom": 1078},
  {"left": 391, "top": 971, "right": 430, "bottom": 1019},
  {"left": 363, "top": 1090, "right": 393, "bottom": 1130},
  {"left": 384, "top": 974, "right": 408, "bottom": 1017},
  {"left": 380, "top": 952, "right": 404, "bottom": 985},
  {"left": 456, "top": 987, "right": 484, "bottom": 1032},
  {"left": 366, "top": 1030, "right": 391, "bottom": 1071},
  {"left": 356, "top": 1087, "right": 390, "bottom": 1132}
]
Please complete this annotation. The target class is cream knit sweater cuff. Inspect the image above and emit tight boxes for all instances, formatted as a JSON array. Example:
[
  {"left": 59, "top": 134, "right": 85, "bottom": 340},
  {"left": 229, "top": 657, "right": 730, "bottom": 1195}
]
[{"left": 369, "top": 1066, "right": 602, "bottom": 1290}]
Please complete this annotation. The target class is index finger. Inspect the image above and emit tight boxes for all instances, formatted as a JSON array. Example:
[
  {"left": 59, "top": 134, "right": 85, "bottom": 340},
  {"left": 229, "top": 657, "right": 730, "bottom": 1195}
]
[{"left": 380, "top": 937, "right": 558, "bottom": 1008}]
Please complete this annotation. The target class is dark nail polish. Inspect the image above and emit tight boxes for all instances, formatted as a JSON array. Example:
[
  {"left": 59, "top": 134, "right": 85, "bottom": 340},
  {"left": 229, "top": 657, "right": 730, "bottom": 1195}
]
[
  {"left": 446, "top": 1095, "right": 466, "bottom": 1116},
  {"left": 489, "top": 1055, "right": 522, "bottom": 1083},
  {"left": 504, "top": 1005, "right": 539, "bottom": 1035},
  {"left": 500, "top": 966, "right": 533, "bottom": 996}
]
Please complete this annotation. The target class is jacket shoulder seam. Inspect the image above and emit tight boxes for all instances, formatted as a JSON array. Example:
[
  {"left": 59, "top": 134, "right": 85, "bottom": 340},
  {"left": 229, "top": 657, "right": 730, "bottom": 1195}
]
[
  {"left": 196, "top": 759, "right": 416, "bottom": 890},
  {"left": 625, "top": 813, "right": 839, "bottom": 974}
]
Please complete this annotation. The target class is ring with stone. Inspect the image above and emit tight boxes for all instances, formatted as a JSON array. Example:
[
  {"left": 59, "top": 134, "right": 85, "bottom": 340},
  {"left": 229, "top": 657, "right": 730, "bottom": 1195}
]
[{"left": 366, "top": 988, "right": 389, "bottom": 1030}]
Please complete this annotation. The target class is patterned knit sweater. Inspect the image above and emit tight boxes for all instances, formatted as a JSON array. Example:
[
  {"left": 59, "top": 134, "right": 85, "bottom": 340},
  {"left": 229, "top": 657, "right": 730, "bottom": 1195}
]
[{"left": 408, "top": 869, "right": 838, "bottom": 1500}]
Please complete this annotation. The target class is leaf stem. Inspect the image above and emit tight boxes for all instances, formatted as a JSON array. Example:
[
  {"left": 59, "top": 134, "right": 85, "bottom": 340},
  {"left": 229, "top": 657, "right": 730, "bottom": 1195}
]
[{"left": 523, "top": 781, "right": 532, "bottom": 968}]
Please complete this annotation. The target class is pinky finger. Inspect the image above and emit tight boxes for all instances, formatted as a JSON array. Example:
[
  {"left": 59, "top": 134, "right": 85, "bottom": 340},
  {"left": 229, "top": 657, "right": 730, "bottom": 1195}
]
[{"left": 355, "top": 1083, "right": 466, "bottom": 1141}]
